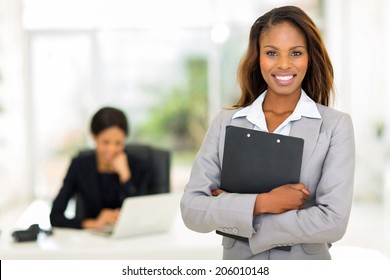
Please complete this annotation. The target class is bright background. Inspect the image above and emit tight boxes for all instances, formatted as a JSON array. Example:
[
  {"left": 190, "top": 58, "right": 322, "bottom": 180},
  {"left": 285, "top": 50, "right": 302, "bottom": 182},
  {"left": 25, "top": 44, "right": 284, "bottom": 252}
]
[{"left": 1, "top": 0, "right": 390, "bottom": 258}]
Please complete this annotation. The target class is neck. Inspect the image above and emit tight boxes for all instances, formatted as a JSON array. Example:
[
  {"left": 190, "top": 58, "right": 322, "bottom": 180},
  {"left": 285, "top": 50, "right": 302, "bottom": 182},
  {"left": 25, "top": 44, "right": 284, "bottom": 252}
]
[
  {"left": 262, "top": 90, "right": 300, "bottom": 114},
  {"left": 96, "top": 154, "right": 113, "bottom": 173}
]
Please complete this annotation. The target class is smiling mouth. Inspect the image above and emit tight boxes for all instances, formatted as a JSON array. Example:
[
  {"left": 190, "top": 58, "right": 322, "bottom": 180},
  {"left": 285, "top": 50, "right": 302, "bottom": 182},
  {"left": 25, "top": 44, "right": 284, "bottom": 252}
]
[{"left": 274, "top": 75, "right": 294, "bottom": 81}]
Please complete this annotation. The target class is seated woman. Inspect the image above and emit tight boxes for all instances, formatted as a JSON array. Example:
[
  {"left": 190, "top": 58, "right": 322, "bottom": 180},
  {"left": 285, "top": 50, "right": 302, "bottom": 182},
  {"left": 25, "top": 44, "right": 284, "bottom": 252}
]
[{"left": 50, "top": 107, "right": 151, "bottom": 229}]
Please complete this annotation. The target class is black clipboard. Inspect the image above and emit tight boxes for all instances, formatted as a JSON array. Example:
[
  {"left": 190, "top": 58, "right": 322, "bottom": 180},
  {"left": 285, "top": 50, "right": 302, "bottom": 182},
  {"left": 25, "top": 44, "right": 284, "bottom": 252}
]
[
  {"left": 216, "top": 126, "right": 304, "bottom": 241},
  {"left": 220, "top": 125, "right": 304, "bottom": 194}
]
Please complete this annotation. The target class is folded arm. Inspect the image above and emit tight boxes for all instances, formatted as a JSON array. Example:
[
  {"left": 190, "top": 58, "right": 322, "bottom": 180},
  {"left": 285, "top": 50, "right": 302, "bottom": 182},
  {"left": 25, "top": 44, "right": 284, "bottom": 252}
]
[{"left": 249, "top": 113, "right": 355, "bottom": 254}]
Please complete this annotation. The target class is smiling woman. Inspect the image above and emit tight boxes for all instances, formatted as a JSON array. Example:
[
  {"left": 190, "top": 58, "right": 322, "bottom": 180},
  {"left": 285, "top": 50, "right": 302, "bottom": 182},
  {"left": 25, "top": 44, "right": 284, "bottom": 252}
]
[
  {"left": 259, "top": 22, "right": 309, "bottom": 132},
  {"left": 180, "top": 5, "right": 355, "bottom": 260}
]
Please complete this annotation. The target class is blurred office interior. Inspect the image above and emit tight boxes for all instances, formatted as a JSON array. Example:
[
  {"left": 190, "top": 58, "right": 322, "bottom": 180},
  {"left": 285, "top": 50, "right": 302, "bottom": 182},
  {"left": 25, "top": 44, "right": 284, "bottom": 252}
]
[{"left": 0, "top": 0, "right": 390, "bottom": 259}]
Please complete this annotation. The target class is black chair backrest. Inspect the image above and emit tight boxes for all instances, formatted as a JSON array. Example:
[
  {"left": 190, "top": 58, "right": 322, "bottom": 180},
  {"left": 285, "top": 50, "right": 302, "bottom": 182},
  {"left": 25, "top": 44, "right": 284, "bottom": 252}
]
[{"left": 125, "top": 144, "right": 170, "bottom": 194}]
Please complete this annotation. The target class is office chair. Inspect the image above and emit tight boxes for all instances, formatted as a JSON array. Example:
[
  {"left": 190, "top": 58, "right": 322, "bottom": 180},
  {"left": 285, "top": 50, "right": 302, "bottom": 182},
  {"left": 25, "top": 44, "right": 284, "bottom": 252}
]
[{"left": 125, "top": 143, "right": 171, "bottom": 194}]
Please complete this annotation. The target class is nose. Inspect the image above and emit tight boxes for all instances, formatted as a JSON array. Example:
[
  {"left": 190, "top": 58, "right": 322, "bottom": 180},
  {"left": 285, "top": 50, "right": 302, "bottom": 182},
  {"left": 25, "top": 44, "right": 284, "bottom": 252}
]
[
  {"left": 105, "top": 143, "right": 119, "bottom": 157},
  {"left": 277, "top": 55, "right": 291, "bottom": 70},
  {"left": 108, "top": 144, "right": 116, "bottom": 153}
]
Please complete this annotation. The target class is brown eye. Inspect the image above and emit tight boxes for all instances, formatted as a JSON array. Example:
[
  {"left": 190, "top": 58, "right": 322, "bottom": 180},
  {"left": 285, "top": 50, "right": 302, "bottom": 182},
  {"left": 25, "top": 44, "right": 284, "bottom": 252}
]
[
  {"left": 291, "top": 51, "right": 302, "bottom": 57},
  {"left": 266, "top": 51, "right": 277, "bottom": 57}
]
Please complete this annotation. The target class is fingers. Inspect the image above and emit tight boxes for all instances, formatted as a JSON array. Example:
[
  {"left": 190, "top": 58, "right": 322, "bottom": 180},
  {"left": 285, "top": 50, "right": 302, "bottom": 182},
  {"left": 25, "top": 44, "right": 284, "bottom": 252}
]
[
  {"left": 290, "top": 183, "right": 310, "bottom": 196},
  {"left": 111, "top": 153, "right": 131, "bottom": 183},
  {"left": 98, "top": 209, "right": 120, "bottom": 225},
  {"left": 279, "top": 184, "right": 310, "bottom": 211},
  {"left": 211, "top": 189, "right": 226, "bottom": 196},
  {"left": 300, "top": 188, "right": 310, "bottom": 196},
  {"left": 111, "top": 152, "right": 127, "bottom": 171}
]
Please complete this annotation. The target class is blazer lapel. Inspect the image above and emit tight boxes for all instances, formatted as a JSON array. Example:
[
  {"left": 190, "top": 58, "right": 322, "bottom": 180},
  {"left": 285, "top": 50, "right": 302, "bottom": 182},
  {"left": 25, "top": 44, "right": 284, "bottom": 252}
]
[
  {"left": 289, "top": 117, "right": 322, "bottom": 168},
  {"left": 230, "top": 116, "right": 253, "bottom": 129}
]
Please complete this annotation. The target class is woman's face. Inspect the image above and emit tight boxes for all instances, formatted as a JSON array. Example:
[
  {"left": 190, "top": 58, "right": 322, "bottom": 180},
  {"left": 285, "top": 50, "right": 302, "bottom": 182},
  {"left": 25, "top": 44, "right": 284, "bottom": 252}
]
[
  {"left": 259, "top": 22, "right": 308, "bottom": 97},
  {"left": 94, "top": 126, "right": 126, "bottom": 164}
]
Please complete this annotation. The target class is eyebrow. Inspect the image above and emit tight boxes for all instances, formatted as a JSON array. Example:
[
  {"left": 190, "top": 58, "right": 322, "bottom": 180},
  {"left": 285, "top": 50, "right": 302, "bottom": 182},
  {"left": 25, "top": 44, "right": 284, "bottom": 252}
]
[{"left": 262, "top": 45, "right": 306, "bottom": 49}]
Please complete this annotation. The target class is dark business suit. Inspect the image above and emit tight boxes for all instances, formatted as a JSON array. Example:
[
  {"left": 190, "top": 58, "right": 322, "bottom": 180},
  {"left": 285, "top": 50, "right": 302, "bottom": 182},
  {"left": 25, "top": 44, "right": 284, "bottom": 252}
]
[{"left": 50, "top": 150, "right": 151, "bottom": 229}]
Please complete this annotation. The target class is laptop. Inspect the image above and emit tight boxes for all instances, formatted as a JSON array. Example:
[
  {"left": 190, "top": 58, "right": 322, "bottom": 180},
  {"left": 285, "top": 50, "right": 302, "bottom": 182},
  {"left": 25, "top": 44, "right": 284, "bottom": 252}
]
[
  {"left": 220, "top": 125, "right": 304, "bottom": 194},
  {"left": 91, "top": 192, "right": 180, "bottom": 239}
]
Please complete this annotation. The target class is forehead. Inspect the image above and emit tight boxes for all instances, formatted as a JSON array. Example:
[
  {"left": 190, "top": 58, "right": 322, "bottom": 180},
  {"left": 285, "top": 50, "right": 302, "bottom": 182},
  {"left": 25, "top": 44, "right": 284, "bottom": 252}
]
[
  {"left": 259, "top": 22, "right": 307, "bottom": 47},
  {"left": 96, "top": 126, "right": 126, "bottom": 139}
]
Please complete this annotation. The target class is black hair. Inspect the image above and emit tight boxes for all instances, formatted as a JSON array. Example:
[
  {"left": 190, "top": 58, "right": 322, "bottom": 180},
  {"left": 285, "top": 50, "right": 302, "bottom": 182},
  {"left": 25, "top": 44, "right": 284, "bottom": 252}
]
[{"left": 90, "top": 107, "right": 129, "bottom": 136}]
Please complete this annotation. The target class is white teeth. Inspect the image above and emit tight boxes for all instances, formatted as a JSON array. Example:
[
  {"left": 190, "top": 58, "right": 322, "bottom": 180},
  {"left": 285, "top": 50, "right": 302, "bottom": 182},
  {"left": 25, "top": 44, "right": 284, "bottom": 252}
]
[{"left": 275, "top": 75, "right": 293, "bottom": 81}]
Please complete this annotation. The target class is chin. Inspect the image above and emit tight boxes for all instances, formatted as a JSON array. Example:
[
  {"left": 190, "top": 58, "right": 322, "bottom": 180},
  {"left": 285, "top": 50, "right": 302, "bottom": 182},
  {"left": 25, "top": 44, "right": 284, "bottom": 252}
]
[
  {"left": 272, "top": 86, "right": 301, "bottom": 96},
  {"left": 105, "top": 157, "right": 115, "bottom": 163}
]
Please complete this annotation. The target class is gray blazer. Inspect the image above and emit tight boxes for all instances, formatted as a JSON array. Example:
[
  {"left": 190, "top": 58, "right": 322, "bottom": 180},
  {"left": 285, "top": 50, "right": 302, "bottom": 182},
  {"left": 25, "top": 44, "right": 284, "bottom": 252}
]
[{"left": 180, "top": 103, "right": 355, "bottom": 260}]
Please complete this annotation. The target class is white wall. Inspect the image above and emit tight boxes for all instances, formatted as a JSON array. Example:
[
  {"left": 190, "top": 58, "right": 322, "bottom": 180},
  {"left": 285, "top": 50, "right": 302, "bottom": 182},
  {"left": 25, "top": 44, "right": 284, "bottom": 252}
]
[
  {"left": 0, "top": 0, "right": 32, "bottom": 211},
  {"left": 326, "top": 0, "right": 389, "bottom": 258},
  {"left": 383, "top": 0, "right": 390, "bottom": 259},
  {"left": 325, "top": 0, "right": 387, "bottom": 201}
]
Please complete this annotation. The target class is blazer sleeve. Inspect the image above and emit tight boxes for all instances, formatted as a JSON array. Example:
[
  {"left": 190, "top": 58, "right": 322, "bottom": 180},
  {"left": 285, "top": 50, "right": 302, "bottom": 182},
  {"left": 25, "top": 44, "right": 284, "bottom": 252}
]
[
  {"left": 180, "top": 110, "right": 258, "bottom": 238},
  {"left": 249, "top": 113, "right": 355, "bottom": 254},
  {"left": 49, "top": 158, "right": 83, "bottom": 229}
]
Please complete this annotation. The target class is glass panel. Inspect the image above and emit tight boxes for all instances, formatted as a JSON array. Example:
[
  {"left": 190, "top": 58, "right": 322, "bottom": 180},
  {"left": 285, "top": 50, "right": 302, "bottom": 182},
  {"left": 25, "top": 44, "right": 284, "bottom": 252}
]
[
  {"left": 25, "top": 0, "right": 326, "bottom": 198},
  {"left": 29, "top": 29, "right": 213, "bottom": 197},
  {"left": 96, "top": 29, "right": 210, "bottom": 148}
]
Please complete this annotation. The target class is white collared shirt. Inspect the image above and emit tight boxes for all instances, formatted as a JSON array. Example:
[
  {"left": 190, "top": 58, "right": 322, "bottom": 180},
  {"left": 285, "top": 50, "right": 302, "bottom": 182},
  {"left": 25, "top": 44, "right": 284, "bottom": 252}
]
[{"left": 232, "top": 90, "right": 321, "bottom": 135}]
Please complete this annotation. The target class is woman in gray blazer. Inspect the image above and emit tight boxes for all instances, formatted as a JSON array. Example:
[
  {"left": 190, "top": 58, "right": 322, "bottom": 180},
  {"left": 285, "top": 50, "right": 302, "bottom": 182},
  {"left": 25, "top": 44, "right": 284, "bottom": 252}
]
[{"left": 181, "top": 6, "right": 355, "bottom": 260}]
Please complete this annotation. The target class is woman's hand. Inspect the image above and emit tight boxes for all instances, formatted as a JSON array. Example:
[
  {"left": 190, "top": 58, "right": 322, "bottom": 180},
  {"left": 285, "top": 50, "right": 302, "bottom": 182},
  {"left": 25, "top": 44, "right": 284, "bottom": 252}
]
[
  {"left": 212, "top": 183, "right": 309, "bottom": 215},
  {"left": 81, "top": 208, "right": 120, "bottom": 229},
  {"left": 211, "top": 189, "right": 227, "bottom": 196},
  {"left": 254, "top": 183, "right": 310, "bottom": 215},
  {"left": 111, "top": 151, "right": 132, "bottom": 183}
]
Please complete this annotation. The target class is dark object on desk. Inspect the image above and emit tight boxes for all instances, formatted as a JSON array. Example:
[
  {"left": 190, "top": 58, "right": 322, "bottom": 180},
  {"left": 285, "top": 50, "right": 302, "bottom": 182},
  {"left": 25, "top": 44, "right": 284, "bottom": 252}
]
[
  {"left": 220, "top": 126, "right": 304, "bottom": 194},
  {"left": 12, "top": 224, "right": 53, "bottom": 242},
  {"left": 12, "top": 229, "right": 38, "bottom": 242}
]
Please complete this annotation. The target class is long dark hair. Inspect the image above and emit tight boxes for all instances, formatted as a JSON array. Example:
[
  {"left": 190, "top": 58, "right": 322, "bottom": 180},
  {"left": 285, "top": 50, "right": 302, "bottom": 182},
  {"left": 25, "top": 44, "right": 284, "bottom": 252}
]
[{"left": 235, "top": 6, "right": 333, "bottom": 107}]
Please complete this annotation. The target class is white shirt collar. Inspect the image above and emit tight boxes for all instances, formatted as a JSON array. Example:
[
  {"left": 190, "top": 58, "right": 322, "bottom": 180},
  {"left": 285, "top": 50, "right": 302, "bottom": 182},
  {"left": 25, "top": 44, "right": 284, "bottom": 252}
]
[{"left": 232, "top": 90, "right": 321, "bottom": 132}]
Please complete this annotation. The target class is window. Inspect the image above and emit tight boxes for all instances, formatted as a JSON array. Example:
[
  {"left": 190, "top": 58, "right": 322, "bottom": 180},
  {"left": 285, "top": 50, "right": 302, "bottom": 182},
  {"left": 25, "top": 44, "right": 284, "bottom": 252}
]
[{"left": 21, "top": 0, "right": 323, "bottom": 198}]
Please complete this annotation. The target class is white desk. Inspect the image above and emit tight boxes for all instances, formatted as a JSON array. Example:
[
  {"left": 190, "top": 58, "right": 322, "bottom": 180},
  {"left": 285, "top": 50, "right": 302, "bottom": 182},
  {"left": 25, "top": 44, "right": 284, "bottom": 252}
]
[
  {"left": 3, "top": 200, "right": 385, "bottom": 260},
  {"left": 0, "top": 200, "right": 222, "bottom": 260}
]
